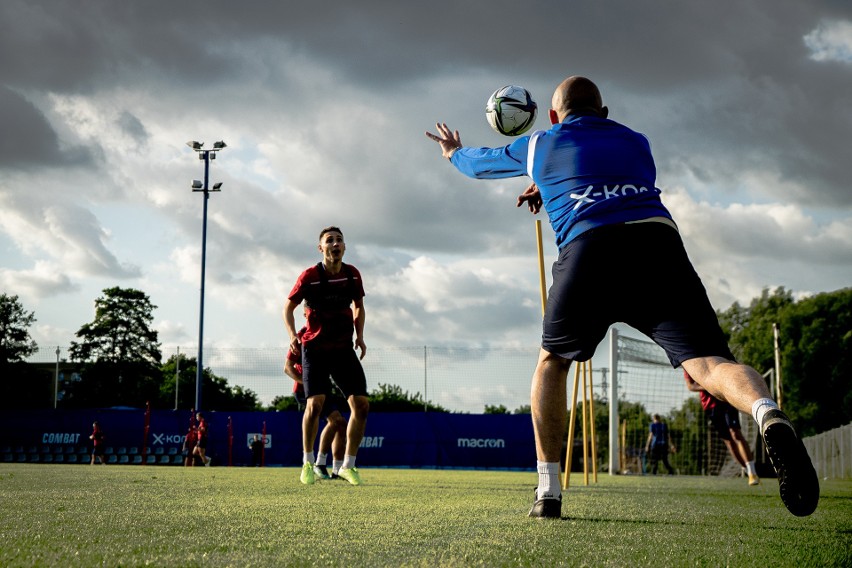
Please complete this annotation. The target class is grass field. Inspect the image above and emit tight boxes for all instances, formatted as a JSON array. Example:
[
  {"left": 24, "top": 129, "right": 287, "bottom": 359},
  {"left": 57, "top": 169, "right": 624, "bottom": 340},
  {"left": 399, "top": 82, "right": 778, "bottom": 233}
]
[{"left": 0, "top": 464, "right": 850, "bottom": 567}]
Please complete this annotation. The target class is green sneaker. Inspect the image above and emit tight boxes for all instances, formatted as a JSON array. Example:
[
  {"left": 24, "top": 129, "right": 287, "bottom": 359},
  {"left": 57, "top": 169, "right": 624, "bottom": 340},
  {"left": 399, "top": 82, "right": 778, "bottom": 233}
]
[
  {"left": 338, "top": 466, "right": 362, "bottom": 486},
  {"left": 300, "top": 462, "right": 315, "bottom": 485}
]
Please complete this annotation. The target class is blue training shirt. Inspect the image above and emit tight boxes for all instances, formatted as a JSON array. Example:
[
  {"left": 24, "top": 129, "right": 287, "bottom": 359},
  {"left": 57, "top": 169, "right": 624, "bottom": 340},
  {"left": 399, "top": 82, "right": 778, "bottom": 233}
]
[{"left": 450, "top": 114, "right": 673, "bottom": 251}]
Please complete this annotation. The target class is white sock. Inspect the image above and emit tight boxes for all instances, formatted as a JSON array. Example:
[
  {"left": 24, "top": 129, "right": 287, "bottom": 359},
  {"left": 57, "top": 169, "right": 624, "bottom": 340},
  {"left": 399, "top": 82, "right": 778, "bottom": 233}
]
[
  {"left": 303, "top": 451, "right": 315, "bottom": 465},
  {"left": 332, "top": 459, "right": 344, "bottom": 475},
  {"left": 536, "top": 461, "right": 561, "bottom": 500},
  {"left": 342, "top": 455, "right": 356, "bottom": 469},
  {"left": 316, "top": 452, "right": 327, "bottom": 466},
  {"left": 746, "top": 461, "right": 757, "bottom": 476},
  {"left": 751, "top": 398, "right": 778, "bottom": 426}
]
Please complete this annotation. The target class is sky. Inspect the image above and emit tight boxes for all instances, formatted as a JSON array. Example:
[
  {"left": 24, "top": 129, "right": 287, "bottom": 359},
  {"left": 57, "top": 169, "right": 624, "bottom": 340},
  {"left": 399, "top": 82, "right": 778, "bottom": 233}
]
[{"left": 2, "top": 1, "right": 851, "bottom": 393}]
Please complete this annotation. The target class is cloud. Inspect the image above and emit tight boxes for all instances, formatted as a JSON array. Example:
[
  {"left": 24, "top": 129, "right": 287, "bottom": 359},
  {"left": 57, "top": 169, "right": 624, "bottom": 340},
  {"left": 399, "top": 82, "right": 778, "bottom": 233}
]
[
  {"left": 0, "top": 261, "right": 78, "bottom": 298},
  {"left": 804, "top": 19, "right": 852, "bottom": 63}
]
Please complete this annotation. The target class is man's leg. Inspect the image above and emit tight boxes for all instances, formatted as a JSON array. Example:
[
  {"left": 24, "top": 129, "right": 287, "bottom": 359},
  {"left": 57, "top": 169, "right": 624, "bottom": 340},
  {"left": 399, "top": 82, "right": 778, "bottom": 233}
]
[
  {"left": 338, "top": 395, "right": 369, "bottom": 486},
  {"left": 682, "top": 356, "right": 818, "bottom": 515},
  {"left": 529, "top": 348, "right": 570, "bottom": 519},
  {"left": 730, "top": 426, "right": 760, "bottom": 485},
  {"left": 330, "top": 413, "right": 347, "bottom": 477},
  {"left": 300, "top": 394, "right": 325, "bottom": 485}
]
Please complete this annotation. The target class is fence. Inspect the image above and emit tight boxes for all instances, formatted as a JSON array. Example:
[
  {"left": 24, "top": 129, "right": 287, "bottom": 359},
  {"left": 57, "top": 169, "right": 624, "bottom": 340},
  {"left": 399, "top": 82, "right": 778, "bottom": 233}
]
[{"left": 803, "top": 422, "right": 852, "bottom": 480}]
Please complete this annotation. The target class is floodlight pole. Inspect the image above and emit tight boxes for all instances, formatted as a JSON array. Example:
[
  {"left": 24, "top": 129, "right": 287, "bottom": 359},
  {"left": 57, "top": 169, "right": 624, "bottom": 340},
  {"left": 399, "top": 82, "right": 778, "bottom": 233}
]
[
  {"left": 196, "top": 150, "right": 210, "bottom": 412},
  {"left": 187, "top": 141, "right": 225, "bottom": 411}
]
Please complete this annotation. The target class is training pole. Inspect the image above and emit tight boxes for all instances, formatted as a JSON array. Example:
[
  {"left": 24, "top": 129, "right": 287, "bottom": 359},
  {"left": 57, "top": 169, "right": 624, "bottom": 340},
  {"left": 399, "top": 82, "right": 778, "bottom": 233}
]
[
  {"left": 563, "top": 363, "right": 581, "bottom": 490},
  {"left": 536, "top": 220, "right": 547, "bottom": 316},
  {"left": 581, "top": 363, "right": 589, "bottom": 485},
  {"left": 586, "top": 360, "right": 598, "bottom": 483}
]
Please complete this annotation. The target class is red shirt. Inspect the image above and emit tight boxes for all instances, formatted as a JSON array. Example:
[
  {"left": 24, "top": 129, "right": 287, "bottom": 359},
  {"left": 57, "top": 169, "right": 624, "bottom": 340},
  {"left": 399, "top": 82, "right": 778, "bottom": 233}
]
[
  {"left": 91, "top": 427, "right": 104, "bottom": 447},
  {"left": 196, "top": 418, "right": 208, "bottom": 441},
  {"left": 288, "top": 262, "right": 365, "bottom": 350},
  {"left": 684, "top": 370, "right": 716, "bottom": 411}
]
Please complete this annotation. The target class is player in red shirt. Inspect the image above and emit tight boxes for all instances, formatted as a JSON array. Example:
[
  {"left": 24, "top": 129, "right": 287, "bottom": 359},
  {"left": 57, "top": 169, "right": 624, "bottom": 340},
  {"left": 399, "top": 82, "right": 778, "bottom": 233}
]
[
  {"left": 192, "top": 412, "right": 212, "bottom": 467},
  {"left": 283, "top": 226, "right": 369, "bottom": 486},
  {"left": 89, "top": 421, "right": 106, "bottom": 465},
  {"left": 685, "top": 371, "right": 759, "bottom": 485}
]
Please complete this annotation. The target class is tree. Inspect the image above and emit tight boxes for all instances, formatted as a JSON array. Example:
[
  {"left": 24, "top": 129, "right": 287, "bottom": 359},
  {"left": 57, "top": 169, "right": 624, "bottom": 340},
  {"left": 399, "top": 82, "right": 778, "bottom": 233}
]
[
  {"left": 64, "top": 287, "right": 162, "bottom": 408},
  {"left": 717, "top": 287, "right": 795, "bottom": 372},
  {"left": 0, "top": 294, "right": 50, "bottom": 409},
  {"left": 778, "top": 288, "right": 852, "bottom": 435},
  {"left": 269, "top": 394, "right": 301, "bottom": 412},
  {"left": 159, "top": 354, "right": 261, "bottom": 412},
  {"left": 718, "top": 286, "right": 852, "bottom": 435},
  {"left": 69, "top": 287, "right": 161, "bottom": 365},
  {"left": 0, "top": 294, "right": 38, "bottom": 364},
  {"left": 368, "top": 383, "right": 449, "bottom": 412}
]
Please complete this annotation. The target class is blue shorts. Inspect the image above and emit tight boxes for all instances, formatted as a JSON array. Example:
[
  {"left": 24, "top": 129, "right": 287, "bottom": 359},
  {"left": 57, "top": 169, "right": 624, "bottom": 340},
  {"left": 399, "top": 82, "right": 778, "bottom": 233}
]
[
  {"left": 302, "top": 344, "right": 368, "bottom": 399},
  {"left": 707, "top": 401, "right": 741, "bottom": 441},
  {"left": 542, "top": 222, "right": 734, "bottom": 366}
]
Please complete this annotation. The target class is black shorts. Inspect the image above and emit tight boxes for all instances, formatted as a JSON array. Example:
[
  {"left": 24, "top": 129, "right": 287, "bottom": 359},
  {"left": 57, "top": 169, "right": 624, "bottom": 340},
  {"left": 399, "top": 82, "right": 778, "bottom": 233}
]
[
  {"left": 542, "top": 222, "right": 734, "bottom": 366},
  {"left": 302, "top": 344, "right": 367, "bottom": 399},
  {"left": 294, "top": 386, "right": 348, "bottom": 417},
  {"left": 707, "top": 401, "right": 742, "bottom": 441}
]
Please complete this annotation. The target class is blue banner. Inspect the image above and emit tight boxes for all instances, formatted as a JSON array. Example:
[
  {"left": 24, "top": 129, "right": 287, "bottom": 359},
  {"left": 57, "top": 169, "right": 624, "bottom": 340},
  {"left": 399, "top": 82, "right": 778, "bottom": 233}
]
[{"left": 0, "top": 410, "right": 536, "bottom": 470}]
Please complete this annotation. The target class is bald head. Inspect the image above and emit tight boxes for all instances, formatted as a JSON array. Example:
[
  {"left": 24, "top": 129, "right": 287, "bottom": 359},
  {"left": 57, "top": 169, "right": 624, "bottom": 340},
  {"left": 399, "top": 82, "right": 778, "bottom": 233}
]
[{"left": 550, "top": 76, "right": 608, "bottom": 123}]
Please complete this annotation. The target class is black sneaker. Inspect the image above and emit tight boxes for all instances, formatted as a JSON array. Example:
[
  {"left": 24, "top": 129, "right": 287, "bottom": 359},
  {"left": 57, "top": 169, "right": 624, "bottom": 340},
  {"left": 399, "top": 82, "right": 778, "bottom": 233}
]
[
  {"left": 528, "top": 489, "right": 562, "bottom": 519},
  {"left": 330, "top": 473, "right": 341, "bottom": 480},
  {"left": 761, "top": 408, "right": 820, "bottom": 517}
]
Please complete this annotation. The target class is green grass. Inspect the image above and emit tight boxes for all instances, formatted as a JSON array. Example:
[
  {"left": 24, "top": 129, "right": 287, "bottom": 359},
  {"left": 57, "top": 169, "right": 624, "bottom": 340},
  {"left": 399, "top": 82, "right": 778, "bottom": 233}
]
[{"left": 0, "top": 464, "right": 850, "bottom": 567}]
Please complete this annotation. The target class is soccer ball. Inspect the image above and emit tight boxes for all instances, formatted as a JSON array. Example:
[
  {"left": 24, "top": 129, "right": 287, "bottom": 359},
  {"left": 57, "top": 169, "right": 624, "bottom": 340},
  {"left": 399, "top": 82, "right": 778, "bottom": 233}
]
[{"left": 485, "top": 85, "right": 537, "bottom": 136}]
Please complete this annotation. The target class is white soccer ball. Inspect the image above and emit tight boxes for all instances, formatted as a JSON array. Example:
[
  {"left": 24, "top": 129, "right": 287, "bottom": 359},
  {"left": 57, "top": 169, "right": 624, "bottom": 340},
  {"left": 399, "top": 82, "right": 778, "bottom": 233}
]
[{"left": 485, "top": 85, "right": 538, "bottom": 136}]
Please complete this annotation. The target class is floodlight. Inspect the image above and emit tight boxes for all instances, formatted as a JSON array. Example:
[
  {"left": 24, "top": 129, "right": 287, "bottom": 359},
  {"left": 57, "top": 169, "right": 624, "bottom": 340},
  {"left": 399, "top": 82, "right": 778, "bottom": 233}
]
[
  {"left": 186, "top": 141, "right": 204, "bottom": 150},
  {"left": 191, "top": 179, "right": 203, "bottom": 189},
  {"left": 212, "top": 141, "right": 227, "bottom": 149},
  {"left": 212, "top": 182, "right": 223, "bottom": 190}
]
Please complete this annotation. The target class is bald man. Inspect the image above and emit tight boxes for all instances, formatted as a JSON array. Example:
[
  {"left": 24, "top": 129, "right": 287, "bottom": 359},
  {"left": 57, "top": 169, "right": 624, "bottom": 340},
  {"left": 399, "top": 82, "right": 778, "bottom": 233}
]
[{"left": 427, "top": 76, "right": 818, "bottom": 519}]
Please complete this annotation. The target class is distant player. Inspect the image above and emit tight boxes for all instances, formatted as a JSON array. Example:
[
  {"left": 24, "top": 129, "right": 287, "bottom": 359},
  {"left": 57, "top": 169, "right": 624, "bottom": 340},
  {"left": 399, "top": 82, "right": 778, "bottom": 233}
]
[
  {"left": 193, "top": 412, "right": 212, "bottom": 467},
  {"left": 685, "top": 371, "right": 760, "bottom": 485},
  {"left": 89, "top": 421, "right": 106, "bottom": 465},
  {"left": 426, "top": 75, "right": 818, "bottom": 518},
  {"left": 645, "top": 414, "right": 676, "bottom": 475}
]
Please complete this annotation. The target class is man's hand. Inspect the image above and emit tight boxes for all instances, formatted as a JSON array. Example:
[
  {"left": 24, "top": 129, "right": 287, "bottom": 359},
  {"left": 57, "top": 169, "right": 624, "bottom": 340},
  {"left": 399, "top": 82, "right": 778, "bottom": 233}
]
[
  {"left": 425, "top": 123, "right": 463, "bottom": 160},
  {"left": 517, "top": 183, "right": 542, "bottom": 214},
  {"left": 288, "top": 336, "right": 301, "bottom": 356},
  {"left": 355, "top": 337, "right": 367, "bottom": 360}
]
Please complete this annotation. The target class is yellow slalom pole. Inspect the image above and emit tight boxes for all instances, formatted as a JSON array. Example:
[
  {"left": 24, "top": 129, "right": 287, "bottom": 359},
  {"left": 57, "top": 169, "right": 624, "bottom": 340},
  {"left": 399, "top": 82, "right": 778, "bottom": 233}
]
[
  {"left": 536, "top": 219, "right": 547, "bottom": 317},
  {"left": 563, "top": 363, "right": 581, "bottom": 490},
  {"left": 587, "top": 360, "right": 598, "bottom": 483},
  {"left": 581, "top": 361, "right": 589, "bottom": 485}
]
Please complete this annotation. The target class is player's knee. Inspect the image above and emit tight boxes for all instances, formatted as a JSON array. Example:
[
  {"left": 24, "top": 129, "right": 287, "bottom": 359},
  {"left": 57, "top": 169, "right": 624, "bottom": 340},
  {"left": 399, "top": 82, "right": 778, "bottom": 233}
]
[
  {"left": 329, "top": 413, "right": 347, "bottom": 430},
  {"left": 349, "top": 396, "right": 369, "bottom": 417}
]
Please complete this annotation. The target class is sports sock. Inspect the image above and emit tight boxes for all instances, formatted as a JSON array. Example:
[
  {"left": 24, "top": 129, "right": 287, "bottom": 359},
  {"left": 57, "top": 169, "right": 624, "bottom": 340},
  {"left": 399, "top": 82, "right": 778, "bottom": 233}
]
[
  {"left": 316, "top": 452, "right": 327, "bottom": 466},
  {"left": 332, "top": 459, "right": 343, "bottom": 475},
  {"left": 342, "top": 455, "right": 356, "bottom": 469},
  {"left": 303, "top": 451, "right": 315, "bottom": 465},
  {"left": 746, "top": 461, "right": 757, "bottom": 476},
  {"left": 751, "top": 398, "right": 778, "bottom": 427},
  {"left": 536, "top": 461, "right": 561, "bottom": 500}
]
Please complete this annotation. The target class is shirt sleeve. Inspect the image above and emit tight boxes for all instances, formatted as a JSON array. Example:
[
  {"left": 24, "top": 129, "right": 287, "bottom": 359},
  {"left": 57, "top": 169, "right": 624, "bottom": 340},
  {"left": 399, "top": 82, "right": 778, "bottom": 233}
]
[{"left": 450, "top": 136, "right": 531, "bottom": 180}]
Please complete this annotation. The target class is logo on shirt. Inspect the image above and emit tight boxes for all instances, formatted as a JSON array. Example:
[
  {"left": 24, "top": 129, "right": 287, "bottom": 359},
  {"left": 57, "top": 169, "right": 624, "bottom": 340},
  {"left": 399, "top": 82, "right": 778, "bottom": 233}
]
[{"left": 570, "top": 184, "right": 652, "bottom": 210}]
